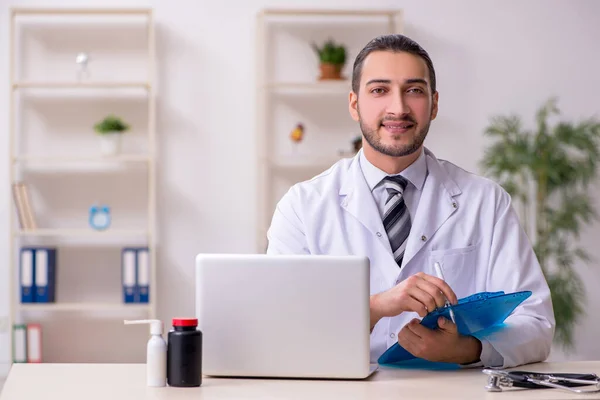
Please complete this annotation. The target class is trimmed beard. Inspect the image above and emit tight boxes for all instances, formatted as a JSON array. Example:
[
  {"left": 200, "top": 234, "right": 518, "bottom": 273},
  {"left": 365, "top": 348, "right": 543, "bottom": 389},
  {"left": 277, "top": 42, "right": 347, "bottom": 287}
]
[{"left": 359, "top": 109, "right": 431, "bottom": 158}]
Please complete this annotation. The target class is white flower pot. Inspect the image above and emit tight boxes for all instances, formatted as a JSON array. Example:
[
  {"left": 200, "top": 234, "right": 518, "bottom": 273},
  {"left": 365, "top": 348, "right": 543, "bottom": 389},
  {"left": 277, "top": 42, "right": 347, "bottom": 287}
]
[{"left": 99, "top": 133, "right": 122, "bottom": 156}]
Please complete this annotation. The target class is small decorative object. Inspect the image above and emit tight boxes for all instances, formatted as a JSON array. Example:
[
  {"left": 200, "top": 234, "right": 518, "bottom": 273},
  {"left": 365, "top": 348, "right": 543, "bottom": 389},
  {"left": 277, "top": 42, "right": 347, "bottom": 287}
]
[
  {"left": 94, "top": 115, "right": 130, "bottom": 156},
  {"left": 311, "top": 39, "right": 347, "bottom": 80},
  {"left": 289, "top": 123, "right": 305, "bottom": 155},
  {"left": 75, "top": 51, "right": 91, "bottom": 81},
  {"left": 89, "top": 205, "right": 111, "bottom": 230},
  {"left": 289, "top": 123, "right": 305, "bottom": 144}
]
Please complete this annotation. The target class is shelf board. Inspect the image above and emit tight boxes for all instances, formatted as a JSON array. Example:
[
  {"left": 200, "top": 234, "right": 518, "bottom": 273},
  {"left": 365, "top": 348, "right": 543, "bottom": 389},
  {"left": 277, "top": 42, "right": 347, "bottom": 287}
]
[
  {"left": 14, "top": 154, "right": 152, "bottom": 165},
  {"left": 269, "top": 155, "right": 353, "bottom": 173},
  {"left": 265, "top": 81, "right": 351, "bottom": 95},
  {"left": 260, "top": 9, "right": 401, "bottom": 17},
  {"left": 12, "top": 7, "right": 152, "bottom": 16},
  {"left": 13, "top": 82, "right": 151, "bottom": 90},
  {"left": 18, "top": 303, "right": 151, "bottom": 312},
  {"left": 15, "top": 229, "right": 149, "bottom": 237}
]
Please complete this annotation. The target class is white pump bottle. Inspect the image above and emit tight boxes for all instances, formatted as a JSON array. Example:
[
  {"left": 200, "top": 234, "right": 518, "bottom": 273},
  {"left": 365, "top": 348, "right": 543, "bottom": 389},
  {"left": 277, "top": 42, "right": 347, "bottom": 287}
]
[{"left": 124, "top": 319, "right": 167, "bottom": 387}]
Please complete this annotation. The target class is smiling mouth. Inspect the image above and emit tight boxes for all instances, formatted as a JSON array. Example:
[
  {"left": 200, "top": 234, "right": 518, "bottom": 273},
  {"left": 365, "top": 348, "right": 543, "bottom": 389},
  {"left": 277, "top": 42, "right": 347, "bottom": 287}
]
[{"left": 381, "top": 121, "right": 415, "bottom": 132}]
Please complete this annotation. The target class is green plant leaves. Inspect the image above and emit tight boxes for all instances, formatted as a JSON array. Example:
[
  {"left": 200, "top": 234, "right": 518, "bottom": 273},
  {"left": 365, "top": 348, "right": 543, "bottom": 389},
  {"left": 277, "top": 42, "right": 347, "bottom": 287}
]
[
  {"left": 480, "top": 97, "right": 600, "bottom": 348},
  {"left": 547, "top": 268, "right": 585, "bottom": 348},
  {"left": 94, "top": 115, "right": 130, "bottom": 134},
  {"left": 312, "top": 39, "right": 346, "bottom": 65},
  {"left": 545, "top": 192, "right": 597, "bottom": 240}
]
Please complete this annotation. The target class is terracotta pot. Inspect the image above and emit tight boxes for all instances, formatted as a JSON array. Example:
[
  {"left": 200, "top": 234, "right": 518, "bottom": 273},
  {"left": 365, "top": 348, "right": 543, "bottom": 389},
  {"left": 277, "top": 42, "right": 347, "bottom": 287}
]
[{"left": 319, "top": 63, "right": 343, "bottom": 80}]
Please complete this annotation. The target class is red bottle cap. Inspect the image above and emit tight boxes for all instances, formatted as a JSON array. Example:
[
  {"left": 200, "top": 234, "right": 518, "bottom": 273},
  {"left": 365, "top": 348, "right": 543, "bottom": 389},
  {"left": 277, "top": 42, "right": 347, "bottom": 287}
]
[{"left": 172, "top": 318, "right": 198, "bottom": 327}]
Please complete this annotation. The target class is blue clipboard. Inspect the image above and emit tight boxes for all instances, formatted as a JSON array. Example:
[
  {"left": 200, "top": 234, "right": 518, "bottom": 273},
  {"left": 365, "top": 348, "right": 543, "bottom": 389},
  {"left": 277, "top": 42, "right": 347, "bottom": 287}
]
[{"left": 377, "top": 290, "right": 532, "bottom": 365}]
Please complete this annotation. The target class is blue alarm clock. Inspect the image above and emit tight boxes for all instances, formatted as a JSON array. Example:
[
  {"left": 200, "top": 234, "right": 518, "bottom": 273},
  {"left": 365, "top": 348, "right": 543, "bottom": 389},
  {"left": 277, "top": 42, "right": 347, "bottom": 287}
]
[{"left": 89, "top": 205, "right": 111, "bottom": 230}]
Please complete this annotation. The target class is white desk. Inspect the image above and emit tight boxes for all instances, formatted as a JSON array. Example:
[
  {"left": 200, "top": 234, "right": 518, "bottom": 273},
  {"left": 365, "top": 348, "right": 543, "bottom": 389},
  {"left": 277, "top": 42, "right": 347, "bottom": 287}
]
[{"left": 1, "top": 362, "right": 599, "bottom": 399}]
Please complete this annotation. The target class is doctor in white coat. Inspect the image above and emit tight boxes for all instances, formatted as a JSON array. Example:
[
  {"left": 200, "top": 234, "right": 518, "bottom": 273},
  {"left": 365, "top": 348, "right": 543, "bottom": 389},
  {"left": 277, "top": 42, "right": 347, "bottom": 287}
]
[{"left": 266, "top": 34, "right": 555, "bottom": 368}]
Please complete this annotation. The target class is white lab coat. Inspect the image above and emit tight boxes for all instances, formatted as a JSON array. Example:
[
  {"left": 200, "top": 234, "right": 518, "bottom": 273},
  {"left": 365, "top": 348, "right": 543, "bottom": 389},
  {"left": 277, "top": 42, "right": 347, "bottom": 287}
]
[{"left": 266, "top": 147, "right": 555, "bottom": 368}]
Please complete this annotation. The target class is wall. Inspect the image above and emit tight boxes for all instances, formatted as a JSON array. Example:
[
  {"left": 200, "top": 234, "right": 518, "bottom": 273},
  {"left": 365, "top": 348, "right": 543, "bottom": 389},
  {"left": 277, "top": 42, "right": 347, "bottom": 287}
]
[{"left": 1, "top": 0, "right": 600, "bottom": 374}]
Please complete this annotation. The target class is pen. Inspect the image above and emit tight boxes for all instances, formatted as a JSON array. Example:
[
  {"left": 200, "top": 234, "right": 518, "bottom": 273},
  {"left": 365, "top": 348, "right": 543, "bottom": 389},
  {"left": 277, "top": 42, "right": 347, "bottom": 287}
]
[{"left": 433, "top": 262, "right": 456, "bottom": 324}]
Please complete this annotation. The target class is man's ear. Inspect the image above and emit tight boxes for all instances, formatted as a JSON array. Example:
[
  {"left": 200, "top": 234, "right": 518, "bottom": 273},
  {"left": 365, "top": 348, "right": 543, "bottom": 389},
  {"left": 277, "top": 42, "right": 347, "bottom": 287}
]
[
  {"left": 349, "top": 91, "right": 359, "bottom": 122},
  {"left": 430, "top": 91, "right": 439, "bottom": 120}
]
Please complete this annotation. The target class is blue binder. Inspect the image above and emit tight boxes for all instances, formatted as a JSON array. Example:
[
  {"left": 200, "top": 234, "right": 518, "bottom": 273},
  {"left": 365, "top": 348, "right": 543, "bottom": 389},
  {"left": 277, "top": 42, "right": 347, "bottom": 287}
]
[
  {"left": 19, "top": 248, "right": 35, "bottom": 303},
  {"left": 122, "top": 248, "right": 137, "bottom": 303},
  {"left": 34, "top": 248, "right": 57, "bottom": 303},
  {"left": 377, "top": 290, "right": 532, "bottom": 365},
  {"left": 136, "top": 247, "right": 150, "bottom": 303}
]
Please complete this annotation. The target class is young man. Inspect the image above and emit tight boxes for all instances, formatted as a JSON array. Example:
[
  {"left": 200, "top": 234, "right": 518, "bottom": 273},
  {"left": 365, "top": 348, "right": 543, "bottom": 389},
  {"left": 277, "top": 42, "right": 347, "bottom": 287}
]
[{"left": 266, "top": 34, "right": 555, "bottom": 368}]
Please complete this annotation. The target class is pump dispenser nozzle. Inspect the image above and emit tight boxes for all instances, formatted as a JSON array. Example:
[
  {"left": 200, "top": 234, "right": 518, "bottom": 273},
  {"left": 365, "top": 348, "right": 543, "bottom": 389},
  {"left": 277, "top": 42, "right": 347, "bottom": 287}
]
[
  {"left": 124, "top": 319, "right": 167, "bottom": 387},
  {"left": 124, "top": 319, "right": 163, "bottom": 335}
]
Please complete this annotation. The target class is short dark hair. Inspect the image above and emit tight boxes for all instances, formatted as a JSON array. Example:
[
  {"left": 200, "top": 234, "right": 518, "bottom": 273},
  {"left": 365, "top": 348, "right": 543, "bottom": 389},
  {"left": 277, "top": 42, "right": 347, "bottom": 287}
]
[{"left": 351, "top": 34, "right": 436, "bottom": 95}]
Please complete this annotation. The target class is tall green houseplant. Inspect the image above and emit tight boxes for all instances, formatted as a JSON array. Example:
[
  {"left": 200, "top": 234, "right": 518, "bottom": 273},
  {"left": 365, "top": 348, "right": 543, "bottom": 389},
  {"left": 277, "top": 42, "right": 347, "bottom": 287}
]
[{"left": 480, "top": 97, "right": 600, "bottom": 348}]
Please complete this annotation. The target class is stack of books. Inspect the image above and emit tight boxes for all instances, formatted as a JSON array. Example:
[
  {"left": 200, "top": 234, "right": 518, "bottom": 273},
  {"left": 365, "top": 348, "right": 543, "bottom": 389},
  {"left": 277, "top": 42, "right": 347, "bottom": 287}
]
[{"left": 11, "top": 182, "right": 37, "bottom": 231}]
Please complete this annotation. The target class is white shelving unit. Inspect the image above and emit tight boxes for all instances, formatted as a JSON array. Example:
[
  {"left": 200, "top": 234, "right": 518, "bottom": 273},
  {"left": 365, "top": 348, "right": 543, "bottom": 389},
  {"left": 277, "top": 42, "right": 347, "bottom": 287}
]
[
  {"left": 255, "top": 8, "right": 403, "bottom": 252},
  {"left": 265, "top": 81, "right": 351, "bottom": 95},
  {"left": 13, "top": 82, "right": 151, "bottom": 89},
  {"left": 18, "top": 303, "right": 151, "bottom": 312},
  {"left": 7, "top": 7, "right": 157, "bottom": 364},
  {"left": 13, "top": 154, "right": 152, "bottom": 163},
  {"left": 15, "top": 229, "right": 149, "bottom": 237}
]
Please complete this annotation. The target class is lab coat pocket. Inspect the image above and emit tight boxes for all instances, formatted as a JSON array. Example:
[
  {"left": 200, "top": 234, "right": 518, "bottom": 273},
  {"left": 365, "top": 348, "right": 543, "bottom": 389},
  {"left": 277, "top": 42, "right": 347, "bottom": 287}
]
[{"left": 429, "top": 243, "right": 479, "bottom": 298}]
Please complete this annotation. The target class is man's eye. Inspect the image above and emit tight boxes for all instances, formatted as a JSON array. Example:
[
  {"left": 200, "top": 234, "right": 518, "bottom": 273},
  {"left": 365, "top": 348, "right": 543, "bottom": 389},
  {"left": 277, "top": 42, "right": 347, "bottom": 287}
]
[
  {"left": 408, "top": 88, "right": 424, "bottom": 94},
  {"left": 371, "top": 88, "right": 386, "bottom": 94}
]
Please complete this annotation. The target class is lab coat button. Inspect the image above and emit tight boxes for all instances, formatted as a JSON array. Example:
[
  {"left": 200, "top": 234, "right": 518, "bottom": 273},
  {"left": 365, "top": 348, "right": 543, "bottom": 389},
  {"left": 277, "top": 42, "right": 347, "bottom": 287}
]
[
  {"left": 421, "top": 235, "right": 427, "bottom": 241},
  {"left": 452, "top": 202, "right": 457, "bottom": 208},
  {"left": 390, "top": 332, "right": 395, "bottom": 338},
  {"left": 376, "top": 232, "right": 382, "bottom": 237}
]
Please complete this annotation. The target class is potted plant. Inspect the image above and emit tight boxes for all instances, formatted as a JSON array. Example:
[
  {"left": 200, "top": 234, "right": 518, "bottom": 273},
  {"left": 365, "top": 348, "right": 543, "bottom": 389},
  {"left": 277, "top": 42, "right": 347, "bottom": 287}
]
[
  {"left": 311, "top": 39, "right": 346, "bottom": 80},
  {"left": 480, "top": 97, "right": 600, "bottom": 349},
  {"left": 94, "top": 115, "right": 130, "bottom": 156}
]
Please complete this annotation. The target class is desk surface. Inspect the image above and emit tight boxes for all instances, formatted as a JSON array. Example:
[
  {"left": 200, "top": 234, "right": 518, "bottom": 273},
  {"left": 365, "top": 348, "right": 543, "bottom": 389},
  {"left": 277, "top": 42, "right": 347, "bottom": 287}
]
[{"left": 1, "top": 361, "right": 599, "bottom": 399}]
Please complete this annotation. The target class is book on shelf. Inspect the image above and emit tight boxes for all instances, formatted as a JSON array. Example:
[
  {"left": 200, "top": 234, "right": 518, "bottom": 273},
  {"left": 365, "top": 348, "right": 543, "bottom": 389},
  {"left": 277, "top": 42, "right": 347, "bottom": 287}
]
[{"left": 11, "top": 182, "right": 37, "bottom": 231}]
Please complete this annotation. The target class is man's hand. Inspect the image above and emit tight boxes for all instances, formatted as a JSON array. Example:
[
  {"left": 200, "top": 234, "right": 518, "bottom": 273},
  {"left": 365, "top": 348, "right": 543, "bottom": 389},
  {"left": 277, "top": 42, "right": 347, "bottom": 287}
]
[
  {"left": 397, "top": 317, "right": 482, "bottom": 364},
  {"left": 370, "top": 272, "right": 457, "bottom": 330}
]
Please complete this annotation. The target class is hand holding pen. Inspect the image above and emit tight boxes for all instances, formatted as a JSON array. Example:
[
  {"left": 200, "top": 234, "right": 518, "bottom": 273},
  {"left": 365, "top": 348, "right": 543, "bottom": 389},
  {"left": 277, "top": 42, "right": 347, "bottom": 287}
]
[
  {"left": 434, "top": 262, "right": 457, "bottom": 324},
  {"left": 369, "top": 269, "right": 458, "bottom": 328}
]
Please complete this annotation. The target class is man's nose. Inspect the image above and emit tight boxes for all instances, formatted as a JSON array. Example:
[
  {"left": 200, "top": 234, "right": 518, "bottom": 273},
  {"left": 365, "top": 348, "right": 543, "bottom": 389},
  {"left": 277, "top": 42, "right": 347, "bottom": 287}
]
[{"left": 386, "top": 92, "right": 410, "bottom": 115}]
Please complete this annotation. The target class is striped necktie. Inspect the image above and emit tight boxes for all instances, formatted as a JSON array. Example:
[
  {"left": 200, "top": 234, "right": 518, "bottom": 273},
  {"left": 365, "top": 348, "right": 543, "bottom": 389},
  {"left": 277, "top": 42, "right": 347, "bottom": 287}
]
[{"left": 382, "top": 176, "right": 411, "bottom": 267}]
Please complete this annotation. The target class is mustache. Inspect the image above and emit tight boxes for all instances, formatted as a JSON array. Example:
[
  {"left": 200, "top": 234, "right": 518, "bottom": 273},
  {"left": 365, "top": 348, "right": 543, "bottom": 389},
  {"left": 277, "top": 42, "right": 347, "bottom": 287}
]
[{"left": 381, "top": 115, "right": 416, "bottom": 124}]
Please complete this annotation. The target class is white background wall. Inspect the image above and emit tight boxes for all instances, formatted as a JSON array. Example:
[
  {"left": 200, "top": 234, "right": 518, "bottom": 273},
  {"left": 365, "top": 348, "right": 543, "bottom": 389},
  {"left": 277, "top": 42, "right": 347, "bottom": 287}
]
[{"left": 1, "top": 0, "right": 600, "bottom": 374}]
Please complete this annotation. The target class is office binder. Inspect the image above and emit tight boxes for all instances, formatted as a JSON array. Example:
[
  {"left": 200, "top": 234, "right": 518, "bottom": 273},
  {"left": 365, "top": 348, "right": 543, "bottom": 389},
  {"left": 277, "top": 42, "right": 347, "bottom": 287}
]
[
  {"left": 377, "top": 290, "right": 532, "bottom": 365},
  {"left": 122, "top": 248, "right": 137, "bottom": 303},
  {"left": 137, "top": 247, "right": 150, "bottom": 303},
  {"left": 26, "top": 323, "right": 42, "bottom": 363},
  {"left": 35, "top": 248, "right": 57, "bottom": 303},
  {"left": 20, "top": 248, "right": 35, "bottom": 303},
  {"left": 12, "top": 324, "right": 27, "bottom": 363}
]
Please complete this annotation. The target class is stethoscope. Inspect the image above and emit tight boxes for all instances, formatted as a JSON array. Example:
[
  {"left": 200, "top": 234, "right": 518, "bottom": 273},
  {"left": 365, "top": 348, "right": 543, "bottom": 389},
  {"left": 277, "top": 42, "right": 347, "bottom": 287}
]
[{"left": 483, "top": 368, "right": 600, "bottom": 394}]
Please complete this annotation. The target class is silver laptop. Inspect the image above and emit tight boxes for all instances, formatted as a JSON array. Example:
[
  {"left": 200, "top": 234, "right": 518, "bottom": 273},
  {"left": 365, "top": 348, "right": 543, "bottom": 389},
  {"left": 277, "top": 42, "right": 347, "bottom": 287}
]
[{"left": 195, "top": 253, "right": 377, "bottom": 379}]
